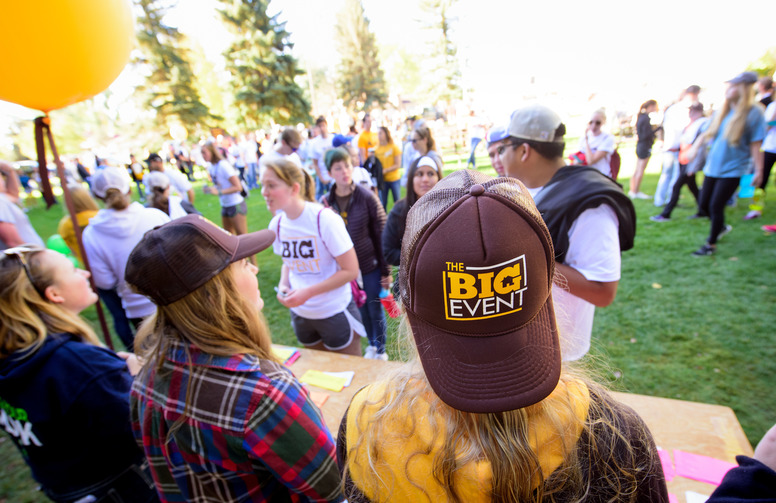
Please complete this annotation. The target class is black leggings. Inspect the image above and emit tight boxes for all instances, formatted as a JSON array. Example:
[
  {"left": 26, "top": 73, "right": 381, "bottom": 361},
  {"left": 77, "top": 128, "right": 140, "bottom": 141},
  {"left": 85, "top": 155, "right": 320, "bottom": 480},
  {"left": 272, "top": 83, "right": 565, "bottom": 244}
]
[
  {"left": 697, "top": 176, "right": 740, "bottom": 245},
  {"left": 758, "top": 151, "right": 776, "bottom": 190},
  {"left": 660, "top": 163, "right": 700, "bottom": 218}
]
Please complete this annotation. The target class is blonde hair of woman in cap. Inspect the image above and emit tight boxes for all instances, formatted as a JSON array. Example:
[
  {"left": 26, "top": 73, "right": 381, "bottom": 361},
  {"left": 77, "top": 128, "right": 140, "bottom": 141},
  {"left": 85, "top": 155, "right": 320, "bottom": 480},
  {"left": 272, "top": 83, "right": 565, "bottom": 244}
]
[
  {"left": 260, "top": 158, "right": 364, "bottom": 356},
  {"left": 339, "top": 170, "right": 669, "bottom": 502},
  {"left": 0, "top": 245, "right": 159, "bottom": 502},
  {"left": 126, "top": 215, "right": 343, "bottom": 502}
]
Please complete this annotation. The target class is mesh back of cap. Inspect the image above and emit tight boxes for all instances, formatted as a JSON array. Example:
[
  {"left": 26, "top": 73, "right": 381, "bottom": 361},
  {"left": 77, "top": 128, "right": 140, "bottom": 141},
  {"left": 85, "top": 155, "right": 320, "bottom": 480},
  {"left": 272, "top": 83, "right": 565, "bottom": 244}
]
[{"left": 399, "top": 170, "right": 551, "bottom": 308}]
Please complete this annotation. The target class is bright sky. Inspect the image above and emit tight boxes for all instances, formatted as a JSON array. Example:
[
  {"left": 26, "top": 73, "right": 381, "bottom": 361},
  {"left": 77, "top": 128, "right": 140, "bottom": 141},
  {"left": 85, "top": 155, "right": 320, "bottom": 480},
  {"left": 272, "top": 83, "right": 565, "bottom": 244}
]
[{"left": 2, "top": 0, "right": 774, "bottom": 131}]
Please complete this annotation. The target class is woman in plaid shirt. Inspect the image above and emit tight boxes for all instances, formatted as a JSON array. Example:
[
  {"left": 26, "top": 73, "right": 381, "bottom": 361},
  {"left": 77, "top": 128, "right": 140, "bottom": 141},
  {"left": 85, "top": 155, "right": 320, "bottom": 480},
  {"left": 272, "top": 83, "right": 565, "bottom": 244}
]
[{"left": 125, "top": 215, "right": 343, "bottom": 503}]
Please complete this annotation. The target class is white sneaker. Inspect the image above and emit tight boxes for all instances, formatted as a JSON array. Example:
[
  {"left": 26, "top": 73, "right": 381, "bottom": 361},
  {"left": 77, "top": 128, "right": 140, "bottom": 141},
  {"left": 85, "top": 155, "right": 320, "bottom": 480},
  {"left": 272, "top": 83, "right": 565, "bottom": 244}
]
[
  {"left": 375, "top": 352, "right": 389, "bottom": 361},
  {"left": 364, "top": 346, "right": 377, "bottom": 359},
  {"left": 634, "top": 192, "right": 651, "bottom": 199},
  {"left": 718, "top": 224, "right": 733, "bottom": 240}
]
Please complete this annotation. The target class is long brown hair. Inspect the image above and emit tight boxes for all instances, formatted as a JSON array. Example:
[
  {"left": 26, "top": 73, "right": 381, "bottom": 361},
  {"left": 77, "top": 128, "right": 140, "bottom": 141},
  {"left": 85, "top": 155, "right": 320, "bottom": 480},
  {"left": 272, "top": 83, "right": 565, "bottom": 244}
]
[
  {"left": 134, "top": 263, "right": 276, "bottom": 368},
  {"left": 263, "top": 158, "right": 315, "bottom": 202},
  {"left": 703, "top": 82, "right": 758, "bottom": 146},
  {"left": 0, "top": 249, "right": 100, "bottom": 358},
  {"left": 405, "top": 156, "right": 444, "bottom": 208}
]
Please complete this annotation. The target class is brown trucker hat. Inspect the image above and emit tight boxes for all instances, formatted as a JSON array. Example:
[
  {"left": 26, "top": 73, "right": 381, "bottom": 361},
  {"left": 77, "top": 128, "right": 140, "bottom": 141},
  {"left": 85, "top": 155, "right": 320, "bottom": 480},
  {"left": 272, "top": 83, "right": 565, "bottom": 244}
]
[
  {"left": 125, "top": 214, "right": 275, "bottom": 306},
  {"left": 399, "top": 169, "right": 560, "bottom": 413}
]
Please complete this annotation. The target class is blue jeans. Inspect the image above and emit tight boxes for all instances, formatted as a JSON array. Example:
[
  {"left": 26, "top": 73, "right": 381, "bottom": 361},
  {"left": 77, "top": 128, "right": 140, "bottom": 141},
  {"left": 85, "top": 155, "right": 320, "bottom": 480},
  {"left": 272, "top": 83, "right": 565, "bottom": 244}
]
[
  {"left": 246, "top": 162, "right": 259, "bottom": 189},
  {"left": 467, "top": 137, "right": 482, "bottom": 167},
  {"left": 654, "top": 152, "right": 680, "bottom": 206},
  {"left": 315, "top": 176, "right": 331, "bottom": 200},
  {"left": 97, "top": 288, "right": 134, "bottom": 351},
  {"left": 380, "top": 180, "right": 401, "bottom": 209},
  {"left": 358, "top": 268, "right": 386, "bottom": 353}
]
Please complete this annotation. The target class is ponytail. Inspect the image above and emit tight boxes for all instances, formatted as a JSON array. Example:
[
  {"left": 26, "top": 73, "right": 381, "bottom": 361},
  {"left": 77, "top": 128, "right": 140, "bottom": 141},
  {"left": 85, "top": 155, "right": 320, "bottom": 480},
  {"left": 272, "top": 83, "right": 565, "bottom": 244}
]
[
  {"left": 300, "top": 170, "right": 315, "bottom": 202},
  {"left": 264, "top": 158, "right": 315, "bottom": 202},
  {"left": 104, "top": 188, "right": 130, "bottom": 210}
]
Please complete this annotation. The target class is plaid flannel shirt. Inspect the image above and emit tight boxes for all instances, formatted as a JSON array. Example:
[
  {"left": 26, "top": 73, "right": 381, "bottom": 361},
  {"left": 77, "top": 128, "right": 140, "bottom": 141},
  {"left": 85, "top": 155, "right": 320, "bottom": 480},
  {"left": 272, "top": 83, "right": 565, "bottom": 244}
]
[{"left": 130, "top": 341, "right": 343, "bottom": 503}]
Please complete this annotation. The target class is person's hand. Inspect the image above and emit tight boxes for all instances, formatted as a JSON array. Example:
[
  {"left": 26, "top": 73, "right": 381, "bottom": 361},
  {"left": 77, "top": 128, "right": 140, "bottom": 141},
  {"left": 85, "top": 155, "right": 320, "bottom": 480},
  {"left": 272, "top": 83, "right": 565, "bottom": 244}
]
[
  {"left": 278, "top": 287, "right": 310, "bottom": 308},
  {"left": 0, "top": 161, "right": 14, "bottom": 174},
  {"left": 117, "top": 351, "right": 143, "bottom": 377},
  {"left": 203, "top": 185, "right": 217, "bottom": 195},
  {"left": 752, "top": 172, "right": 764, "bottom": 188},
  {"left": 754, "top": 423, "right": 776, "bottom": 472},
  {"left": 381, "top": 275, "right": 392, "bottom": 290}
]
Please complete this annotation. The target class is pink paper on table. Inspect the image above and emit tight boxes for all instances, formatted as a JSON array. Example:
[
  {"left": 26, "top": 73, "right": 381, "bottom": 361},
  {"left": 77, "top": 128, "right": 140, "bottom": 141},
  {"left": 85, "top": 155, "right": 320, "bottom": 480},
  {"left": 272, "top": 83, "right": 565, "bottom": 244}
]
[
  {"left": 674, "top": 450, "right": 736, "bottom": 485},
  {"left": 658, "top": 448, "right": 675, "bottom": 482},
  {"left": 668, "top": 493, "right": 678, "bottom": 503}
]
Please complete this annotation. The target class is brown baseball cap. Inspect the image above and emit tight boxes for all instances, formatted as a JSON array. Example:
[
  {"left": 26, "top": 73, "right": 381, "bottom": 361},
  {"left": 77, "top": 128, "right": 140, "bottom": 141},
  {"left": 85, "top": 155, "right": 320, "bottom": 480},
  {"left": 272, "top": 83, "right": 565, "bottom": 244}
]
[
  {"left": 399, "top": 170, "right": 560, "bottom": 413},
  {"left": 125, "top": 215, "right": 275, "bottom": 306}
]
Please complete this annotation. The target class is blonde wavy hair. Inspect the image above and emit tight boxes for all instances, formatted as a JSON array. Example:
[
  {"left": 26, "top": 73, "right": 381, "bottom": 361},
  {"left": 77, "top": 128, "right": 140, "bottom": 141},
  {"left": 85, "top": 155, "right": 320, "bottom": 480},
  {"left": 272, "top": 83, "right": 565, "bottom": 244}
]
[
  {"left": 344, "top": 316, "right": 658, "bottom": 502},
  {"left": 0, "top": 249, "right": 100, "bottom": 359},
  {"left": 703, "top": 82, "right": 758, "bottom": 146},
  {"left": 262, "top": 158, "right": 316, "bottom": 202}
]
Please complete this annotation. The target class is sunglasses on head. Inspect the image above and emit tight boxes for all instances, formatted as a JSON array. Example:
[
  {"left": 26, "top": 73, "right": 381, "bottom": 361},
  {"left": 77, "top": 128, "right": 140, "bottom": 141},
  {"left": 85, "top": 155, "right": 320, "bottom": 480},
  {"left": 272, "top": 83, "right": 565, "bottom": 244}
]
[{"left": 3, "top": 244, "right": 46, "bottom": 297}]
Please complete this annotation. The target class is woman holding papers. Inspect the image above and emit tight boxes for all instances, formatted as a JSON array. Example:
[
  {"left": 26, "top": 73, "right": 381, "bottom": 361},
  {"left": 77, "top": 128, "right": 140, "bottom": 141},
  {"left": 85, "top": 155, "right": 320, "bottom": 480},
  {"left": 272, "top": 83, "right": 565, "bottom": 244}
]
[
  {"left": 337, "top": 171, "right": 668, "bottom": 502},
  {"left": 126, "top": 215, "right": 343, "bottom": 503},
  {"left": 261, "top": 158, "right": 364, "bottom": 356}
]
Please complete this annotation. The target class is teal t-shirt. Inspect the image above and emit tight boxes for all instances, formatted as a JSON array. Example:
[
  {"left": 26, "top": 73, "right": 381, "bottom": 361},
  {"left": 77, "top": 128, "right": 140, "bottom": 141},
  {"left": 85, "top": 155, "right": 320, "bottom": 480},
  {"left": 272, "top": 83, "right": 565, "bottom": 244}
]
[{"left": 703, "top": 106, "right": 766, "bottom": 178}]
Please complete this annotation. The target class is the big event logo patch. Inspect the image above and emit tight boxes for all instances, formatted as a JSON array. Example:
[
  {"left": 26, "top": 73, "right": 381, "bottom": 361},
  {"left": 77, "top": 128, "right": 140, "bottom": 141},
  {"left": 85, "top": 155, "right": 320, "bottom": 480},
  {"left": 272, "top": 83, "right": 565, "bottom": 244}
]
[{"left": 443, "top": 255, "right": 527, "bottom": 320}]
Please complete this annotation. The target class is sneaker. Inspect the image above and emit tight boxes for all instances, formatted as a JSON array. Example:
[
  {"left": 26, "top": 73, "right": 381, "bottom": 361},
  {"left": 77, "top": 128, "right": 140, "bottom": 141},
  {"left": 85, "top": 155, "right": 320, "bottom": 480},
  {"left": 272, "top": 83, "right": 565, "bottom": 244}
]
[
  {"left": 692, "top": 244, "right": 716, "bottom": 256},
  {"left": 364, "top": 345, "right": 377, "bottom": 359},
  {"left": 762, "top": 224, "right": 776, "bottom": 233},
  {"left": 375, "top": 352, "right": 389, "bottom": 361},
  {"left": 744, "top": 210, "right": 762, "bottom": 220},
  {"left": 718, "top": 224, "right": 733, "bottom": 240},
  {"left": 650, "top": 215, "right": 670, "bottom": 222},
  {"left": 634, "top": 192, "right": 651, "bottom": 200}
]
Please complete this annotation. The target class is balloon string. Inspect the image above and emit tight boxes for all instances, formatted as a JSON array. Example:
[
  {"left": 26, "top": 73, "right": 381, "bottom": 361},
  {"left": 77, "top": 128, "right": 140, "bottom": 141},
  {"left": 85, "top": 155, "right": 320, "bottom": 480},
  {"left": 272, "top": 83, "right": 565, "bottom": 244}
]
[{"left": 39, "top": 118, "right": 114, "bottom": 350}]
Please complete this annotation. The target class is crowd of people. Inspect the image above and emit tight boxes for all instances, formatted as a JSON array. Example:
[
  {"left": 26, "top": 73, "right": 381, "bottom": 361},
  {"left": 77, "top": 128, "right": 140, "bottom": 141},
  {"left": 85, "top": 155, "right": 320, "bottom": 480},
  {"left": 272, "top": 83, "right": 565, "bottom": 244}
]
[{"left": 0, "top": 68, "right": 774, "bottom": 502}]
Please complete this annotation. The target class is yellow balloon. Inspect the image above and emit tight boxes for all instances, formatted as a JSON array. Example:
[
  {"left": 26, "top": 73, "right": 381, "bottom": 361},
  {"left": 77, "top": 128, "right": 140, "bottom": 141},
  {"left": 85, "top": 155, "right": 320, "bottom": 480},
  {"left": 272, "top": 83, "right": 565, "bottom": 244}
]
[{"left": 0, "top": 0, "right": 134, "bottom": 112}]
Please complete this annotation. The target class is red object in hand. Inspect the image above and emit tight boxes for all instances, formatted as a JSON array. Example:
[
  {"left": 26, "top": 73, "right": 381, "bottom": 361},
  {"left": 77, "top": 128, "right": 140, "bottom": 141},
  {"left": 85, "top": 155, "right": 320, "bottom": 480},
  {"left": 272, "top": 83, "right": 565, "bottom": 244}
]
[{"left": 380, "top": 291, "right": 401, "bottom": 318}]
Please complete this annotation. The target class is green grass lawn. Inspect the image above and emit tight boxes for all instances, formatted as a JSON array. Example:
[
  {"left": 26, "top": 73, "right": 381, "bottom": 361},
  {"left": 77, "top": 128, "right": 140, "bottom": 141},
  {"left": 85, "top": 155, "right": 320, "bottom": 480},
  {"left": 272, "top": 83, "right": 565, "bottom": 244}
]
[{"left": 3, "top": 146, "right": 775, "bottom": 501}]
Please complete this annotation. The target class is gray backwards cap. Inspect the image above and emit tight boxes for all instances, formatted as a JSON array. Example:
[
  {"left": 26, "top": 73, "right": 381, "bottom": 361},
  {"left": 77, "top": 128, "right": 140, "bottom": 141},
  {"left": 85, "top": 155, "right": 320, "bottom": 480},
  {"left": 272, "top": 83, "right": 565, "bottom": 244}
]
[{"left": 507, "top": 105, "right": 563, "bottom": 143}]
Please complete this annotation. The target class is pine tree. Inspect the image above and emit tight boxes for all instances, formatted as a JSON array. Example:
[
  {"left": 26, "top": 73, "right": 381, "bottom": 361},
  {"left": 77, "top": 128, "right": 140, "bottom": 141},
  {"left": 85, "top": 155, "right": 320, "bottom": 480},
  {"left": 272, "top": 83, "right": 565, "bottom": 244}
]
[
  {"left": 134, "top": 0, "right": 214, "bottom": 132},
  {"left": 218, "top": 0, "right": 311, "bottom": 129},
  {"left": 334, "top": 0, "right": 388, "bottom": 112},
  {"left": 419, "top": 0, "right": 462, "bottom": 104}
]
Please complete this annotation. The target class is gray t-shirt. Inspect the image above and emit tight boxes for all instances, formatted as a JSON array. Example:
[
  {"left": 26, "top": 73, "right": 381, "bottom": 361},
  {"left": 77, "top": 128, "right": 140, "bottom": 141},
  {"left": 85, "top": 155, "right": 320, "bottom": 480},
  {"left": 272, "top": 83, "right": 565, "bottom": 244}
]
[{"left": 0, "top": 194, "right": 44, "bottom": 250}]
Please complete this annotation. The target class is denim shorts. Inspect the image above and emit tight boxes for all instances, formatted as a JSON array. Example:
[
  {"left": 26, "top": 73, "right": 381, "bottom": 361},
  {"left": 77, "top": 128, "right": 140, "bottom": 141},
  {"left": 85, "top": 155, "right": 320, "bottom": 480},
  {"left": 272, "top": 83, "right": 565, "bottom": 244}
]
[{"left": 221, "top": 200, "right": 247, "bottom": 218}]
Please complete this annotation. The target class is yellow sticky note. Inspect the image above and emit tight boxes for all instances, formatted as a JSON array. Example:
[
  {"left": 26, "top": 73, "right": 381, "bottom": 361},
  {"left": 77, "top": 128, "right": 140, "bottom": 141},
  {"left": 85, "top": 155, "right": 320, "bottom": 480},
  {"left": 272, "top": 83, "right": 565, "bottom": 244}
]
[
  {"left": 299, "top": 370, "right": 347, "bottom": 392},
  {"left": 271, "top": 345, "right": 298, "bottom": 363}
]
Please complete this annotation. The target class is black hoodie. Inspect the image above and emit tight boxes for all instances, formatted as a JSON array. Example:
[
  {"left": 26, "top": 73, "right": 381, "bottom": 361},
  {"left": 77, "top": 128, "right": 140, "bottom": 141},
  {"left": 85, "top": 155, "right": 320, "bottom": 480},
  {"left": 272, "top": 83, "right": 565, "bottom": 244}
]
[{"left": 0, "top": 333, "right": 144, "bottom": 495}]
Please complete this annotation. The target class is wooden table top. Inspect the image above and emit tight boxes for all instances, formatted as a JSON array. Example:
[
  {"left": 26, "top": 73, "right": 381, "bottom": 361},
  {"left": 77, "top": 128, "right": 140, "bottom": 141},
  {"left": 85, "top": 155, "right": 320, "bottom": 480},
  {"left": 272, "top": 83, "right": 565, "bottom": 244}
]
[{"left": 286, "top": 347, "right": 752, "bottom": 502}]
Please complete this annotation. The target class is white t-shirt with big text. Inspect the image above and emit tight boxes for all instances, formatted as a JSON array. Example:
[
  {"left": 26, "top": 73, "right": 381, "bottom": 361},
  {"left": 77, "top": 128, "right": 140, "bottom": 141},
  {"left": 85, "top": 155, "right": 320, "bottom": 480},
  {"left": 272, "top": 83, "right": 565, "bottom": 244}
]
[
  {"left": 269, "top": 203, "right": 354, "bottom": 320},
  {"left": 577, "top": 132, "right": 615, "bottom": 177},
  {"left": 527, "top": 186, "right": 621, "bottom": 361}
]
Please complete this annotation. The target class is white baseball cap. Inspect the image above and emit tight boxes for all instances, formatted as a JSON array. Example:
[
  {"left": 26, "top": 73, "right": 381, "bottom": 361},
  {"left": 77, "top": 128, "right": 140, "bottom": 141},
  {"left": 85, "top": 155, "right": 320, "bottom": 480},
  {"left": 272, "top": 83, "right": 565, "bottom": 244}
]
[
  {"left": 507, "top": 105, "right": 564, "bottom": 143},
  {"left": 91, "top": 167, "right": 130, "bottom": 198}
]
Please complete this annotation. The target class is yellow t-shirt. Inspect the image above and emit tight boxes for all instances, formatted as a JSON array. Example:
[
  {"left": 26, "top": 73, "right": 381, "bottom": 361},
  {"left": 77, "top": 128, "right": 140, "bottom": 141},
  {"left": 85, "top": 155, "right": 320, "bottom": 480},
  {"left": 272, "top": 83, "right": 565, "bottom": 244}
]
[
  {"left": 345, "top": 378, "right": 590, "bottom": 502},
  {"left": 375, "top": 143, "right": 402, "bottom": 182},
  {"left": 57, "top": 210, "right": 99, "bottom": 263},
  {"left": 357, "top": 131, "right": 378, "bottom": 153}
]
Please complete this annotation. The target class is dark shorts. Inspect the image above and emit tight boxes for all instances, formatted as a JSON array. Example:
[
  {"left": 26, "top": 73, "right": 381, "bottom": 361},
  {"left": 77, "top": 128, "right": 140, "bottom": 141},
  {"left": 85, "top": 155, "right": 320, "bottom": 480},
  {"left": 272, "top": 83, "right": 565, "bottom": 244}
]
[
  {"left": 290, "top": 299, "right": 364, "bottom": 350},
  {"left": 636, "top": 143, "right": 652, "bottom": 160},
  {"left": 221, "top": 200, "right": 247, "bottom": 218}
]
